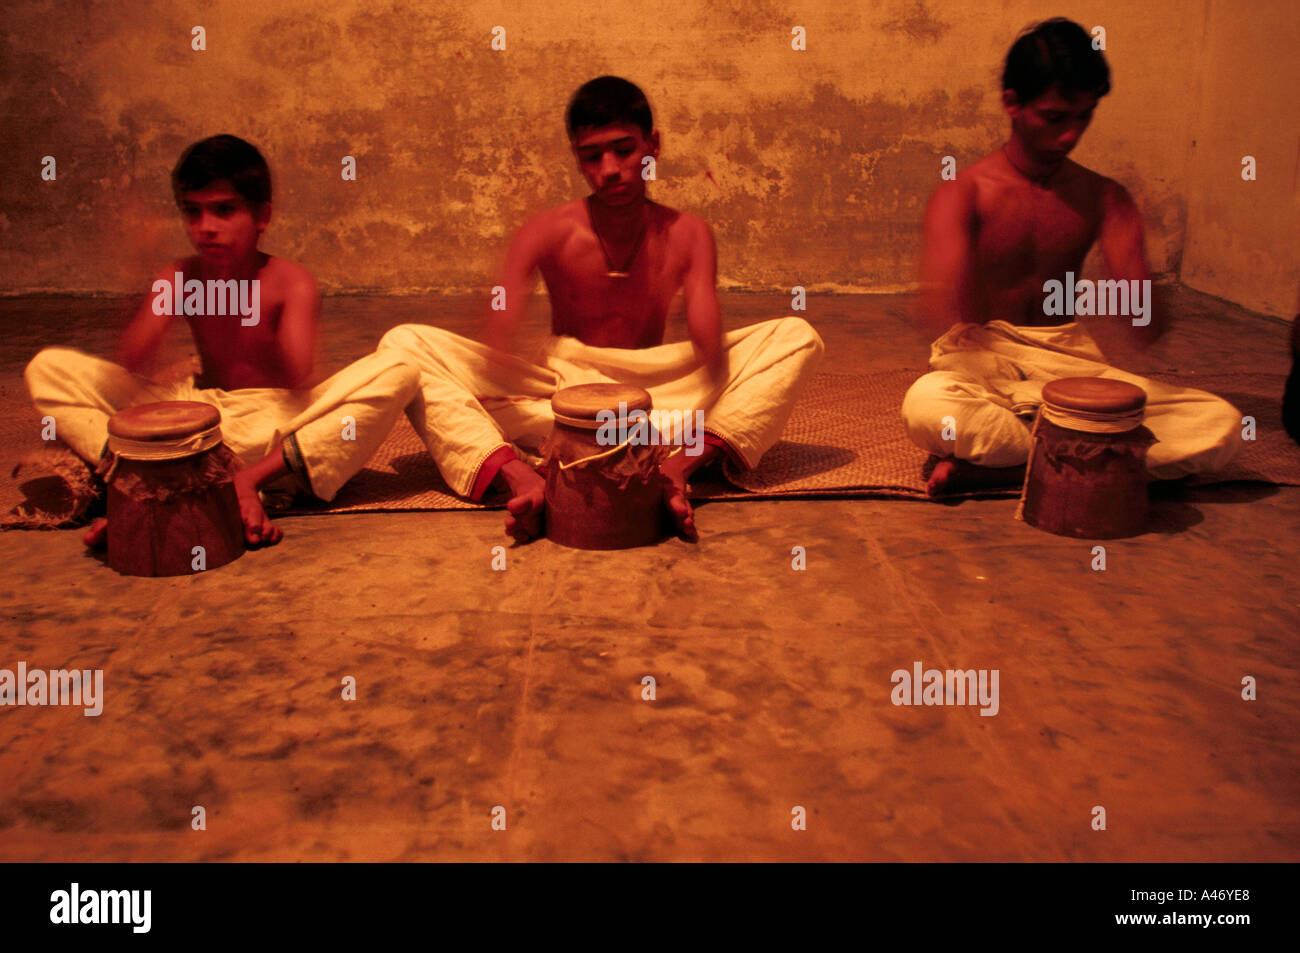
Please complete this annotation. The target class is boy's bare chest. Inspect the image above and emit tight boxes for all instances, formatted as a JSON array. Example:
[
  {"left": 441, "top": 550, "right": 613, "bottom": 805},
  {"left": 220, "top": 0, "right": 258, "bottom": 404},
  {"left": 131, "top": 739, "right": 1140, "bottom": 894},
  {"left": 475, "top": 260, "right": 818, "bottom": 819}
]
[
  {"left": 973, "top": 179, "right": 1101, "bottom": 274},
  {"left": 185, "top": 303, "right": 282, "bottom": 375},
  {"left": 541, "top": 229, "right": 688, "bottom": 347}
]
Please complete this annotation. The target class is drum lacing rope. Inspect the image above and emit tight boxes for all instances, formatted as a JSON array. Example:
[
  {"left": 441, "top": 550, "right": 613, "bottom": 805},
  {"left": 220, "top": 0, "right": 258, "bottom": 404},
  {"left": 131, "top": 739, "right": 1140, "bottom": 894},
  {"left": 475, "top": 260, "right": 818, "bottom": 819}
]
[
  {"left": 552, "top": 408, "right": 670, "bottom": 470},
  {"left": 558, "top": 441, "right": 682, "bottom": 471},
  {"left": 551, "top": 411, "right": 626, "bottom": 431},
  {"left": 106, "top": 424, "right": 223, "bottom": 461},
  {"left": 1039, "top": 401, "right": 1144, "bottom": 434}
]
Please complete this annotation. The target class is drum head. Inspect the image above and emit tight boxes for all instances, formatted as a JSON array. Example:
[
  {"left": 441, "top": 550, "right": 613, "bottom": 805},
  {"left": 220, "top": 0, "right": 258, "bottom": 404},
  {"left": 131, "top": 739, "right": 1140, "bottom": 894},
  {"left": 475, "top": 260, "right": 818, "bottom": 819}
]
[
  {"left": 1042, "top": 377, "right": 1146, "bottom": 415},
  {"left": 552, "top": 383, "right": 653, "bottom": 421},
  {"left": 108, "top": 401, "right": 221, "bottom": 441}
]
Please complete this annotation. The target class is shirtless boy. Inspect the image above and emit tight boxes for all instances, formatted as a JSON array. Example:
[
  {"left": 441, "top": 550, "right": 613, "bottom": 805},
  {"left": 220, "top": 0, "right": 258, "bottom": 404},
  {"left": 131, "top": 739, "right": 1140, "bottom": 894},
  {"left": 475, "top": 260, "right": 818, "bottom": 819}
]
[
  {"left": 380, "top": 76, "right": 823, "bottom": 541},
  {"left": 24, "top": 135, "right": 420, "bottom": 545},
  {"left": 902, "top": 18, "right": 1240, "bottom": 495}
]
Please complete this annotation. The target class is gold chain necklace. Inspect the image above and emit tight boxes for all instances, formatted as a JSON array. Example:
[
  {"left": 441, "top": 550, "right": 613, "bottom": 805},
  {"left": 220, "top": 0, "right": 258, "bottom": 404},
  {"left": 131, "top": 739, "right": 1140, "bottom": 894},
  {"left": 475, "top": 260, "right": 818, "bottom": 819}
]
[{"left": 587, "top": 195, "right": 647, "bottom": 278}]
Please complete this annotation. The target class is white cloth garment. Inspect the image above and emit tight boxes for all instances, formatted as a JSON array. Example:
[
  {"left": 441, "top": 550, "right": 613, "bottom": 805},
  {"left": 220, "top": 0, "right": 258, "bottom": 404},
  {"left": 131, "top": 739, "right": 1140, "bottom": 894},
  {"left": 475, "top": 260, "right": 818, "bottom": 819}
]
[
  {"left": 377, "top": 317, "right": 825, "bottom": 497},
  {"left": 900, "top": 321, "right": 1242, "bottom": 479},
  {"left": 24, "top": 347, "right": 420, "bottom": 501}
]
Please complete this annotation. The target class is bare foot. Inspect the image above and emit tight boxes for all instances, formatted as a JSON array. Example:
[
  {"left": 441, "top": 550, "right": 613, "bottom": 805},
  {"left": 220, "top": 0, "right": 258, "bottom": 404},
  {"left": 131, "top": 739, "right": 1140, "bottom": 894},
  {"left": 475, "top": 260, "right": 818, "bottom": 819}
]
[
  {"left": 658, "top": 450, "right": 704, "bottom": 541},
  {"left": 233, "top": 471, "right": 283, "bottom": 546},
  {"left": 83, "top": 517, "right": 108, "bottom": 550},
  {"left": 500, "top": 459, "right": 546, "bottom": 543},
  {"left": 659, "top": 466, "right": 697, "bottom": 541},
  {"left": 926, "top": 458, "right": 1026, "bottom": 497}
]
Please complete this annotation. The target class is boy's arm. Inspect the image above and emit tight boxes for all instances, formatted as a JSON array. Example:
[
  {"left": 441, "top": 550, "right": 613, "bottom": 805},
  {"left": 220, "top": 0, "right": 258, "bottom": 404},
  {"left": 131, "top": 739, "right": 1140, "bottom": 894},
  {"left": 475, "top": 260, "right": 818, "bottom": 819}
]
[
  {"left": 917, "top": 177, "right": 978, "bottom": 341},
  {"left": 274, "top": 266, "right": 320, "bottom": 388},
  {"left": 114, "top": 265, "right": 181, "bottom": 374},
  {"left": 1099, "top": 180, "right": 1162, "bottom": 348},
  {"left": 484, "top": 216, "right": 547, "bottom": 355},
  {"left": 683, "top": 217, "right": 724, "bottom": 381}
]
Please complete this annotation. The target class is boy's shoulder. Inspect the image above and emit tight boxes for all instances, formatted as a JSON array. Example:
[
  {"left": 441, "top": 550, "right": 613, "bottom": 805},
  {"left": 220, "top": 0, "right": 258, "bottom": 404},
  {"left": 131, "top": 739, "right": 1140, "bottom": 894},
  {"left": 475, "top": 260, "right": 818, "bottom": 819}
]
[
  {"left": 931, "top": 152, "right": 1114, "bottom": 206},
  {"left": 258, "top": 255, "right": 318, "bottom": 298},
  {"left": 525, "top": 198, "right": 708, "bottom": 237},
  {"left": 948, "top": 150, "right": 1013, "bottom": 195},
  {"left": 1053, "top": 157, "right": 1112, "bottom": 196},
  {"left": 659, "top": 204, "right": 710, "bottom": 238},
  {"left": 510, "top": 200, "right": 711, "bottom": 271},
  {"left": 523, "top": 199, "right": 581, "bottom": 235},
  {"left": 163, "top": 254, "right": 317, "bottom": 291},
  {"left": 159, "top": 255, "right": 197, "bottom": 280}
]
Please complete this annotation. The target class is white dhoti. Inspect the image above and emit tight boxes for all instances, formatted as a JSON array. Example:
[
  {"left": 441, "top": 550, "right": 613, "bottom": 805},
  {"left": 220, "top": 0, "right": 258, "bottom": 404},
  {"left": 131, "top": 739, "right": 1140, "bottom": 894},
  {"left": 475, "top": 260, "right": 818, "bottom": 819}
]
[
  {"left": 376, "top": 317, "right": 825, "bottom": 499},
  {"left": 23, "top": 348, "right": 420, "bottom": 501},
  {"left": 900, "top": 321, "right": 1242, "bottom": 479}
]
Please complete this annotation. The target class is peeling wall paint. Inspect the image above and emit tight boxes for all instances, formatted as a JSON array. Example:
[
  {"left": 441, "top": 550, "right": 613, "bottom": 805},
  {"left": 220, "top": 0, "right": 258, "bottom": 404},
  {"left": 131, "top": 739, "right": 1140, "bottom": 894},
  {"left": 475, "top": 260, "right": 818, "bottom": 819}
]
[
  {"left": 1179, "top": 0, "right": 1300, "bottom": 318},
  {"left": 1, "top": 0, "right": 1292, "bottom": 315}
]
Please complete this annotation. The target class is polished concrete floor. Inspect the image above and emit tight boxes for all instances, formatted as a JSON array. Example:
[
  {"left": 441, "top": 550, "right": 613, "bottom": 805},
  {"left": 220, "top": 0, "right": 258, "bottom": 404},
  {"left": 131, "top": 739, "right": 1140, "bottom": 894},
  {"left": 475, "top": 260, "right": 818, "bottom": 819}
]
[{"left": 0, "top": 288, "right": 1296, "bottom": 861}]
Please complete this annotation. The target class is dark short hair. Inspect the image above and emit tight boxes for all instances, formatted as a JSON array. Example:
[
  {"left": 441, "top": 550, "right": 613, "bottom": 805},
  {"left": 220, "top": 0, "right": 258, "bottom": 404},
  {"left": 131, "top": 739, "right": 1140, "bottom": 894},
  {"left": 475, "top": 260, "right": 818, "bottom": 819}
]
[
  {"left": 1002, "top": 18, "right": 1111, "bottom": 104},
  {"left": 171, "top": 135, "right": 272, "bottom": 207},
  {"left": 566, "top": 76, "right": 653, "bottom": 140}
]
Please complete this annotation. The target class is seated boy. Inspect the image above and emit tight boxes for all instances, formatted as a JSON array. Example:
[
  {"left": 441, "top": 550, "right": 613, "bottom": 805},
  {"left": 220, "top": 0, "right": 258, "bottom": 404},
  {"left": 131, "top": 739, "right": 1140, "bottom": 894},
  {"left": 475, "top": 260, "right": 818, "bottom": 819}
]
[
  {"left": 900, "top": 18, "right": 1241, "bottom": 495},
  {"left": 379, "top": 76, "right": 824, "bottom": 541},
  {"left": 24, "top": 135, "right": 420, "bottom": 545}
]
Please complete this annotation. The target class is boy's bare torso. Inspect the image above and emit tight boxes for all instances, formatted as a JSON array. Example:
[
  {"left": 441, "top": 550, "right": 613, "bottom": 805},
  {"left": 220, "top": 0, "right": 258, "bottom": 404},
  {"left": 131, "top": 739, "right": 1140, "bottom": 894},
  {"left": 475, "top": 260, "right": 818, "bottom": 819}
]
[
  {"left": 963, "top": 153, "right": 1112, "bottom": 326},
  {"left": 536, "top": 197, "right": 700, "bottom": 348},
  {"left": 173, "top": 253, "right": 307, "bottom": 390}
]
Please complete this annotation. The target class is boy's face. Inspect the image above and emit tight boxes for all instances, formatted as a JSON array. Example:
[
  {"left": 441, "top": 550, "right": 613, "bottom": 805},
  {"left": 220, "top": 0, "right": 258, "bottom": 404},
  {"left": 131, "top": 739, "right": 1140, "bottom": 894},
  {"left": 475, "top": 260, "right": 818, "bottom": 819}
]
[
  {"left": 571, "top": 123, "right": 659, "bottom": 206},
  {"left": 1003, "top": 85, "right": 1098, "bottom": 162},
  {"left": 178, "top": 180, "right": 269, "bottom": 266}
]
